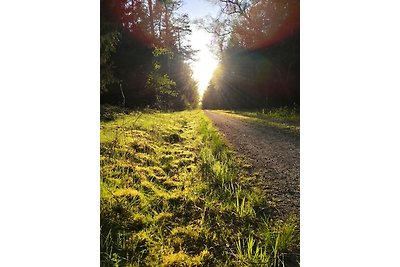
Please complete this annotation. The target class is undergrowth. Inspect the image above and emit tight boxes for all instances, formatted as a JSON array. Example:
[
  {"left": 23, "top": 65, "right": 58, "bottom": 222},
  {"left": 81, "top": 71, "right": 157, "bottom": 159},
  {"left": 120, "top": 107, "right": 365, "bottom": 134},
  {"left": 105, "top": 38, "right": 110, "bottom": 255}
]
[{"left": 100, "top": 109, "right": 299, "bottom": 266}]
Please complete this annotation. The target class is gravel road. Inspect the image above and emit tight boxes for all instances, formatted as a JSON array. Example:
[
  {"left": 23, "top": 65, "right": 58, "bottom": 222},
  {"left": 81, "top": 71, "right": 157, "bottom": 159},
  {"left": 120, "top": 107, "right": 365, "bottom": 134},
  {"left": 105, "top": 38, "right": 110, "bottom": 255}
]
[{"left": 204, "top": 110, "right": 300, "bottom": 219}]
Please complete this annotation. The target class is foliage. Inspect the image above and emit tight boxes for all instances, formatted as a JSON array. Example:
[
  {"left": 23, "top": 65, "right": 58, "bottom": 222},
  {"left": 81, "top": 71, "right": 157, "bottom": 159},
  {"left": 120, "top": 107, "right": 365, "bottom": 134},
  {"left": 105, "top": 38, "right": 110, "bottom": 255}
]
[
  {"left": 201, "top": 0, "right": 300, "bottom": 110},
  {"left": 100, "top": 110, "right": 299, "bottom": 266},
  {"left": 100, "top": 17, "right": 121, "bottom": 94},
  {"left": 146, "top": 49, "right": 177, "bottom": 110},
  {"left": 100, "top": 0, "right": 199, "bottom": 110}
]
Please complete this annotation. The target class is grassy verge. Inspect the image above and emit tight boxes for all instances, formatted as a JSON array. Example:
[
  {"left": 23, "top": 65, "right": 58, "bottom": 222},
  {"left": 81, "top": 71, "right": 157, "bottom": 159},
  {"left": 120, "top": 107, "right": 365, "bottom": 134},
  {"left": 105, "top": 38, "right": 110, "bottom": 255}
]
[
  {"left": 224, "top": 107, "right": 300, "bottom": 124},
  {"left": 216, "top": 108, "right": 300, "bottom": 134},
  {"left": 100, "top": 109, "right": 299, "bottom": 266}
]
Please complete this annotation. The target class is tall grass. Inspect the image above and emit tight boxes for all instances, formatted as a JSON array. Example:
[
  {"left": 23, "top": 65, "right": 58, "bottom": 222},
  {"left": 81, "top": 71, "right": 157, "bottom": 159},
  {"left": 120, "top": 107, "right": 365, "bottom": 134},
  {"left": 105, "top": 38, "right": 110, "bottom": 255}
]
[{"left": 100, "top": 109, "right": 299, "bottom": 266}]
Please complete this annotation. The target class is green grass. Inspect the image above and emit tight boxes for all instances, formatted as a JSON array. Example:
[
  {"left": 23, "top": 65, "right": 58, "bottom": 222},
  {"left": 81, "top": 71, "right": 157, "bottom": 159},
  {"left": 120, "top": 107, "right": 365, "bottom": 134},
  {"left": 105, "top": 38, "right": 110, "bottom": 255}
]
[
  {"left": 216, "top": 107, "right": 300, "bottom": 134},
  {"left": 224, "top": 107, "right": 299, "bottom": 123},
  {"left": 100, "top": 109, "right": 299, "bottom": 266}
]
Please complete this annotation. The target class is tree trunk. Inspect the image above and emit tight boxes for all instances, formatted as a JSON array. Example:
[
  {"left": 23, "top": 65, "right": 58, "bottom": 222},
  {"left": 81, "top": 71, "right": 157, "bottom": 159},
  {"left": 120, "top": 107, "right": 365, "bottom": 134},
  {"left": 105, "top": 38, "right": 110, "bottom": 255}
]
[{"left": 147, "top": 0, "right": 155, "bottom": 36}]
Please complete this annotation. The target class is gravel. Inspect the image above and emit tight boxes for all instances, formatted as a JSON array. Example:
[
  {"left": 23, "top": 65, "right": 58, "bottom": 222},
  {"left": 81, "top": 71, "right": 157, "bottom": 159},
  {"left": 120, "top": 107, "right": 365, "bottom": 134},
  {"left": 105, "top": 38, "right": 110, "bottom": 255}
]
[{"left": 204, "top": 110, "right": 300, "bottom": 219}]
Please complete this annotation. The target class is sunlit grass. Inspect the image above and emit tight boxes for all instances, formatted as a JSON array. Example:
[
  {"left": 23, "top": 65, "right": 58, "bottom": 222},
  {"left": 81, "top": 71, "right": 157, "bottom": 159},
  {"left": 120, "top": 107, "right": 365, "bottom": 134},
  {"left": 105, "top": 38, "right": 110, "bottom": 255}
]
[
  {"left": 223, "top": 107, "right": 299, "bottom": 123},
  {"left": 215, "top": 108, "right": 300, "bottom": 134},
  {"left": 100, "top": 108, "right": 299, "bottom": 266}
]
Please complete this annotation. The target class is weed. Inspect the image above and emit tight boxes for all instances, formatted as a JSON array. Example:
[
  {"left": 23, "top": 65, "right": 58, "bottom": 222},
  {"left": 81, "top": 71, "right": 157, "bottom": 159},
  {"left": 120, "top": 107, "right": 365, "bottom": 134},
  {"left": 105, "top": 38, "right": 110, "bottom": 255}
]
[
  {"left": 234, "top": 194, "right": 255, "bottom": 218},
  {"left": 235, "top": 235, "right": 271, "bottom": 266}
]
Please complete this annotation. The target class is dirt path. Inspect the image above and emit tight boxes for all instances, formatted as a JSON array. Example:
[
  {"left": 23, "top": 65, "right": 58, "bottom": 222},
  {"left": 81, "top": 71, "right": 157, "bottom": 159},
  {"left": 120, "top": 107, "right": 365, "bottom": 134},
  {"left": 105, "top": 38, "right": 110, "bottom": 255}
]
[{"left": 204, "top": 110, "right": 300, "bottom": 219}]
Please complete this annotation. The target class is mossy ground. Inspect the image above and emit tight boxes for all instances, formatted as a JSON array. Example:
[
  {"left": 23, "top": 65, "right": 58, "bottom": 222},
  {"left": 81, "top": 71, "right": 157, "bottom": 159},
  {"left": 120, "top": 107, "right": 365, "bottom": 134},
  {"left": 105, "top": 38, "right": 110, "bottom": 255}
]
[{"left": 100, "top": 109, "right": 299, "bottom": 266}]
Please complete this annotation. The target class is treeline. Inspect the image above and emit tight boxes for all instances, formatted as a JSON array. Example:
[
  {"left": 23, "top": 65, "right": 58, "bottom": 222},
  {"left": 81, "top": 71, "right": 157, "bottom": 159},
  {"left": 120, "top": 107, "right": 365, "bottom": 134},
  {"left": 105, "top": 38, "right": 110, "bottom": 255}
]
[
  {"left": 101, "top": 0, "right": 199, "bottom": 110},
  {"left": 202, "top": 0, "right": 300, "bottom": 110}
]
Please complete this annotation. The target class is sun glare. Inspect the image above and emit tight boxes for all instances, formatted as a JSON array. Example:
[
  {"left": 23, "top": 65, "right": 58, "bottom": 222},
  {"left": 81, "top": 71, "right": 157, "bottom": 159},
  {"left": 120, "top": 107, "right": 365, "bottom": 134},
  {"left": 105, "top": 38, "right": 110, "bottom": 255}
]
[
  {"left": 192, "top": 52, "right": 218, "bottom": 97},
  {"left": 189, "top": 29, "right": 219, "bottom": 98}
]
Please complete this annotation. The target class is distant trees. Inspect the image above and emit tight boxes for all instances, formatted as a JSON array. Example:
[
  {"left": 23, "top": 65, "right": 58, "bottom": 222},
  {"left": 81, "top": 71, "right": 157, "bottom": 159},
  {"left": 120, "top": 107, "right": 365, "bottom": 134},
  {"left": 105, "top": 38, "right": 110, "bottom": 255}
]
[
  {"left": 202, "top": 0, "right": 300, "bottom": 110},
  {"left": 100, "top": 0, "right": 199, "bottom": 110}
]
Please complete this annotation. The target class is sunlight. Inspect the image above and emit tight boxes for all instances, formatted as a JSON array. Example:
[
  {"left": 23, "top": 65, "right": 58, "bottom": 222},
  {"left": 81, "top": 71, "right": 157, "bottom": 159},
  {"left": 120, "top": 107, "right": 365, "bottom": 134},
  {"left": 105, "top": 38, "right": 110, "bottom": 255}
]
[
  {"left": 189, "top": 29, "right": 219, "bottom": 97},
  {"left": 192, "top": 51, "right": 218, "bottom": 97}
]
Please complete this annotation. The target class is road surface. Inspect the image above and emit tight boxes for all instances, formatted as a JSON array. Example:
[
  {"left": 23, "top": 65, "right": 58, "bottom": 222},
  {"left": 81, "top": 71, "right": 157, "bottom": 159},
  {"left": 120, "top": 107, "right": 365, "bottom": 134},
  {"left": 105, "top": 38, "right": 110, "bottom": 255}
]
[{"left": 204, "top": 110, "right": 300, "bottom": 219}]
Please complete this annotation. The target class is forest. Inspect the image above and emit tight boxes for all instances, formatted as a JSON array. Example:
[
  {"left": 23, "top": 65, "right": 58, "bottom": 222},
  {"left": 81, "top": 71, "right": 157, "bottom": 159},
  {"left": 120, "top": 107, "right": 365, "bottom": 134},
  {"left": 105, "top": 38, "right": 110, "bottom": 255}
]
[
  {"left": 101, "top": 0, "right": 199, "bottom": 110},
  {"left": 201, "top": 0, "right": 300, "bottom": 110},
  {"left": 101, "top": 0, "right": 300, "bottom": 111}
]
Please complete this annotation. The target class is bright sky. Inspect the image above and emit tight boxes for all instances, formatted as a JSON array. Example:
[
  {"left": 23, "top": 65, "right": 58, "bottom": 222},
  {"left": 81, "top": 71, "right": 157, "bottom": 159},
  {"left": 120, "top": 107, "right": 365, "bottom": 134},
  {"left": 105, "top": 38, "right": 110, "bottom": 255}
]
[{"left": 179, "top": 0, "right": 219, "bottom": 97}]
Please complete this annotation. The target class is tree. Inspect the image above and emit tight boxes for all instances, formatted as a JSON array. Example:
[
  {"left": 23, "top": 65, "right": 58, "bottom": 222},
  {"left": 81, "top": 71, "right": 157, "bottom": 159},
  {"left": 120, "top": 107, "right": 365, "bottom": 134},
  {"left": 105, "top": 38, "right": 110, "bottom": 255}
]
[
  {"left": 202, "top": 0, "right": 300, "bottom": 109},
  {"left": 194, "top": 15, "right": 232, "bottom": 59},
  {"left": 101, "top": 0, "right": 199, "bottom": 110},
  {"left": 100, "top": 0, "right": 121, "bottom": 95},
  {"left": 100, "top": 23, "right": 120, "bottom": 95}
]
